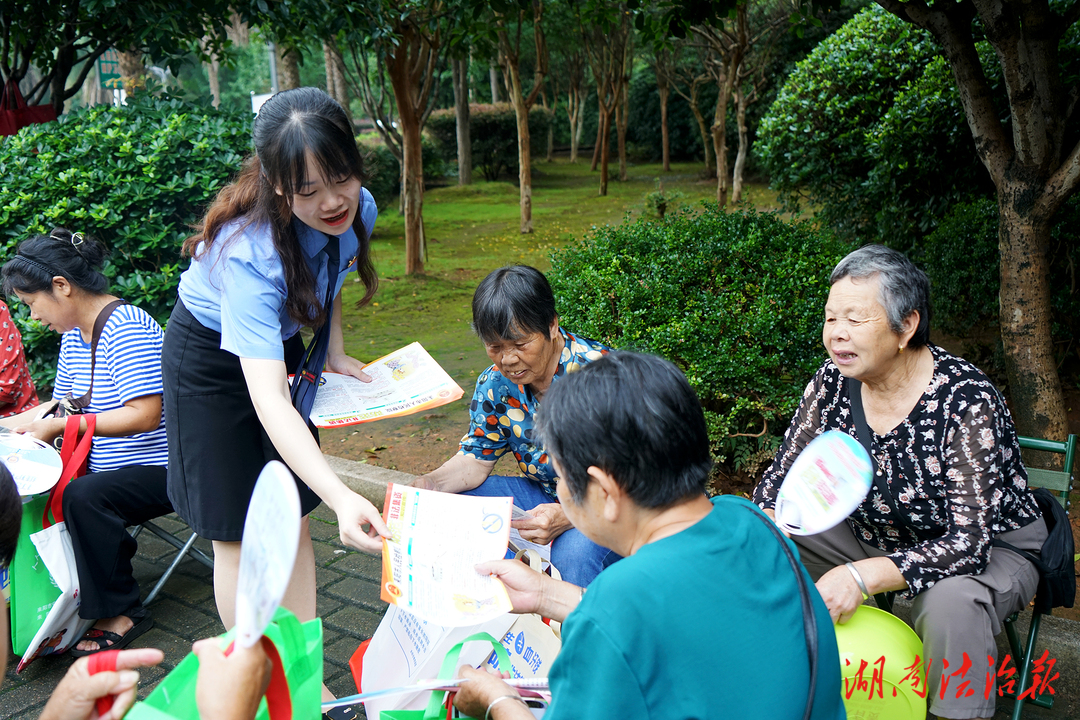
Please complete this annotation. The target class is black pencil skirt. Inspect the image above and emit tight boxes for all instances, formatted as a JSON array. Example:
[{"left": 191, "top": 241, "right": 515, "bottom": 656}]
[{"left": 162, "top": 300, "right": 321, "bottom": 541}]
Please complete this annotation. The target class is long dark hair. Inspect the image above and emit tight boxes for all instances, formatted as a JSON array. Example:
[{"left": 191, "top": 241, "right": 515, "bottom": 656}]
[
  {"left": 2, "top": 228, "right": 110, "bottom": 297},
  {"left": 184, "top": 87, "right": 377, "bottom": 327}
]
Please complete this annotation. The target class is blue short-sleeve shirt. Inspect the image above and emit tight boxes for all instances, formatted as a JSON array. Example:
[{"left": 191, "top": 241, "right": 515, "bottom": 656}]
[
  {"left": 458, "top": 328, "right": 610, "bottom": 497},
  {"left": 178, "top": 188, "right": 378, "bottom": 359}
]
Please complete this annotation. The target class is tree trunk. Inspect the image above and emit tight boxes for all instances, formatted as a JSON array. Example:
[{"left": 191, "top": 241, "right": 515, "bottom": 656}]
[
  {"left": 323, "top": 40, "right": 353, "bottom": 126},
  {"left": 400, "top": 116, "right": 424, "bottom": 273},
  {"left": 575, "top": 102, "right": 585, "bottom": 160},
  {"left": 711, "top": 62, "right": 737, "bottom": 208},
  {"left": 998, "top": 200, "right": 1068, "bottom": 441},
  {"left": 504, "top": 60, "right": 534, "bottom": 233},
  {"left": 277, "top": 45, "right": 301, "bottom": 90},
  {"left": 567, "top": 86, "right": 581, "bottom": 163},
  {"left": 205, "top": 56, "right": 221, "bottom": 108},
  {"left": 490, "top": 64, "right": 501, "bottom": 103},
  {"left": 590, "top": 92, "right": 603, "bottom": 171},
  {"left": 386, "top": 29, "right": 428, "bottom": 275},
  {"left": 452, "top": 58, "right": 472, "bottom": 185},
  {"left": 659, "top": 83, "right": 670, "bottom": 172},
  {"left": 689, "top": 83, "right": 714, "bottom": 179},
  {"left": 732, "top": 86, "right": 749, "bottom": 204},
  {"left": 599, "top": 107, "right": 612, "bottom": 196},
  {"left": 201, "top": 36, "right": 221, "bottom": 109}
]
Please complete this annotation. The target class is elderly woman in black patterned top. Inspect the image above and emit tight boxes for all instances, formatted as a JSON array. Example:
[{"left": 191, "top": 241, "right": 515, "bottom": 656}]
[{"left": 753, "top": 244, "right": 1046, "bottom": 720}]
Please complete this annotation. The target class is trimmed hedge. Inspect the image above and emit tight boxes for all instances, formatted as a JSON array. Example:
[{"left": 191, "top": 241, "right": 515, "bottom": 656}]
[
  {"left": 548, "top": 205, "right": 845, "bottom": 476},
  {"left": 427, "top": 103, "right": 550, "bottom": 182},
  {"left": 756, "top": 6, "right": 993, "bottom": 251},
  {"left": 0, "top": 95, "right": 253, "bottom": 389}
]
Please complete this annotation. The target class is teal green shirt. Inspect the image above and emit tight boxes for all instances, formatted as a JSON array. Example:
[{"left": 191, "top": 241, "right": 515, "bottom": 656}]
[{"left": 545, "top": 496, "right": 846, "bottom": 720}]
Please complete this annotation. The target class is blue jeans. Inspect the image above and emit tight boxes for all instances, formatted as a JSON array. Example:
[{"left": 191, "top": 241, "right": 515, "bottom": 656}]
[{"left": 463, "top": 475, "right": 620, "bottom": 586}]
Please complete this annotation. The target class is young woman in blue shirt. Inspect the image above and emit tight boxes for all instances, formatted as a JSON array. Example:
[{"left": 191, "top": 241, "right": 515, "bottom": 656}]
[{"left": 162, "top": 89, "right": 389, "bottom": 672}]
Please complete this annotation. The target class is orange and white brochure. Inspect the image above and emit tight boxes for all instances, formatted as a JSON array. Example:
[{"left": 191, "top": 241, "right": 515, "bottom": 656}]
[
  {"left": 380, "top": 483, "right": 514, "bottom": 627},
  {"left": 305, "top": 342, "right": 463, "bottom": 428}
]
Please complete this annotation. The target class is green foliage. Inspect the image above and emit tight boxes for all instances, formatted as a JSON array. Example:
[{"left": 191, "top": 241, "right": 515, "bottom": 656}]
[
  {"left": 427, "top": 103, "right": 550, "bottom": 182},
  {"left": 0, "top": 95, "right": 252, "bottom": 388},
  {"left": 359, "top": 138, "right": 454, "bottom": 210},
  {"left": 642, "top": 179, "right": 686, "bottom": 218},
  {"left": 548, "top": 205, "right": 845, "bottom": 474},
  {"left": 757, "top": 6, "right": 993, "bottom": 250}
]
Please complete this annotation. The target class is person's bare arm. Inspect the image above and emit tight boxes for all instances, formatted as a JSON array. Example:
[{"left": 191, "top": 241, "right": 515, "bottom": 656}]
[
  {"left": 193, "top": 638, "right": 271, "bottom": 720},
  {"left": 12, "top": 394, "right": 162, "bottom": 444},
  {"left": 240, "top": 357, "right": 389, "bottom": 553},
  {"left": 475, "top": 558, "right": 582, "bottom": 623},
  {"left": 816, "top": 557, "right": 907, "bottom": 624},
  {"left": 413, "top": 453, "right": 495, "bottom": 493}
]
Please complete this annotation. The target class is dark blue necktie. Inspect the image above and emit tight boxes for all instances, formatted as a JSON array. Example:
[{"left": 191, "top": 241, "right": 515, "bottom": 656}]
[{"left": 290, "top": 236, "right": 341, "bottom": 420}]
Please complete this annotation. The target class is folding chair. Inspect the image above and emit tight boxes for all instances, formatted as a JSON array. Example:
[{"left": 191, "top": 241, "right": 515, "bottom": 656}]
[
  {"left": 1000, "top": 434, "right": 1075, "bottom": 719},
  {"left": 871, "top": 434, "right": 1075, "bottom": 719},
  {"left": 130, "top": 519, "right": 214, "bottom": 604}
]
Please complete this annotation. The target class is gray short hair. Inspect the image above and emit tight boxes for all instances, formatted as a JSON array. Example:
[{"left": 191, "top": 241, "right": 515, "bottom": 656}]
[{"left": 830, "top": 245, "right": 932, "bottom": 348}]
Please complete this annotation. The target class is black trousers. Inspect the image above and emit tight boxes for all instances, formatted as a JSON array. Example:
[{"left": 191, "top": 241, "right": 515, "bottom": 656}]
[{"left": 62, "top": 465, "right": 172, "bottom": 619}]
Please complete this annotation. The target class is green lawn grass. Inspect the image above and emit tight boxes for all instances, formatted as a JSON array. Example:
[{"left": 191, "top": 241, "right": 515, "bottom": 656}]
[{"left": 340, "top": 159, "right": 777, "bottom": 374}]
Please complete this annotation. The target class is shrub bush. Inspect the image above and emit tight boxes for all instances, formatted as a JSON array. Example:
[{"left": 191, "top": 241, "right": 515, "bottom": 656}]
[
  {"left": 756, "top": 5, "right": 995, "bottom": 251},
  {"left": 548, "top": 205, "right": 845, "bottom": 477},
  {"left": 0, "top": 94, "right": 253, "bottom": 389},
  {"left": 427, "top": 103, "right": 550, "bottom": 182}
]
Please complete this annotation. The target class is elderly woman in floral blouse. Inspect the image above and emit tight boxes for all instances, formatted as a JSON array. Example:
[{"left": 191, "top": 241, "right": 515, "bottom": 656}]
[{"left": 753, "top": 245, "right": 1046, "bottom": 720}]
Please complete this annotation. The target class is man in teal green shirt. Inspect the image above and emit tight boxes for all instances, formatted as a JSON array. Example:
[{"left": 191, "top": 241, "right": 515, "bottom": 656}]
[{"left": 453, "top": 351, "right": 846, "bottom": 720}]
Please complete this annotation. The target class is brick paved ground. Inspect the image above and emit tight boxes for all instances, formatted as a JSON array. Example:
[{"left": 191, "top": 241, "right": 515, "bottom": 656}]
[{"left": 0, "top": 465, "right": 397, "bottom": 719}]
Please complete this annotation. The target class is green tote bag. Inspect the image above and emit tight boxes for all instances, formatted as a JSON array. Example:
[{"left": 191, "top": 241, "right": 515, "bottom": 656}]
[
  {"left": 127, "top": 606, "right": 323, "bottom": 720},
  {"left": 8, "top": 494, "right": 61, "bottom": 656},
  {"left": 381, "top": 632, "right": 513, "bottom": 720}
]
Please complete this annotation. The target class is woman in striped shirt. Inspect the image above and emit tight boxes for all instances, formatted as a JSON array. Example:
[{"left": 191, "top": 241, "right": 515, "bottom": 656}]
[{"left": 1, "top": 228, "right": 170, "bottom": 656}]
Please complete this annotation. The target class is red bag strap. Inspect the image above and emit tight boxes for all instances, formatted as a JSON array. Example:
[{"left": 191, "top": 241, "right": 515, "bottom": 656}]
[
  {"left": 43, "top": 414, "right": 96, "bottom": 528},
  {"left": 225, "top": 636, "right": 292, "bottom": 720}
]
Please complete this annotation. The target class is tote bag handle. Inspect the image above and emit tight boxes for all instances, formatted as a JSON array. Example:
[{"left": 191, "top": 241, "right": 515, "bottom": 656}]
[{"left": 43, "top": 414, "right": 96, "bottom": 528}]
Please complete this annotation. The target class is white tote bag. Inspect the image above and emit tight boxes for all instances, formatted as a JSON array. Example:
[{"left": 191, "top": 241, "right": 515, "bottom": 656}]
[
  {"left": 361, "top": 604, "right": 517, "bottom": 717},
  {"left": 18, "top": 520, "right": 92, "bottom": 671}
]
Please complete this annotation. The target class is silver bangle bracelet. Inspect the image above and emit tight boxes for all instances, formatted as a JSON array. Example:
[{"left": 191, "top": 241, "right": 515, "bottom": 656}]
[
  {"left": 845, "top": 562, "right": 870, "bottom": 600},
  {"left": 485, "top": 694, "right": 527, "bottom": 720}
]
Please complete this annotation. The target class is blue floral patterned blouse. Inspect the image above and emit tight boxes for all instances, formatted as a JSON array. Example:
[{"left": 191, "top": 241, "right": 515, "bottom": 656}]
[{"left": 458, "top": 328, "right": 610, "bottom": 497}]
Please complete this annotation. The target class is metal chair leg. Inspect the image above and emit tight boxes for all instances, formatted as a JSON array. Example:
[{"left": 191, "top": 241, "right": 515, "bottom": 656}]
[
  {"left": 134, "top": 521, "right": 215, "bottom": 605},
  {"left": 141, "top": 521, "right": 214, "bottom": 569},
  {"left": 143, "top": 532, "right": 199, "bottom": 605}
]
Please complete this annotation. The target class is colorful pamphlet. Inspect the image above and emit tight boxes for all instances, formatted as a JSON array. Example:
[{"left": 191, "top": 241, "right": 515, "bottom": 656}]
[
  {"left": 380, "top": 483, "right": 513, "bottom": 627},
  {"left": 306, "top": 343, "right": 464, "bottom": 428}
]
